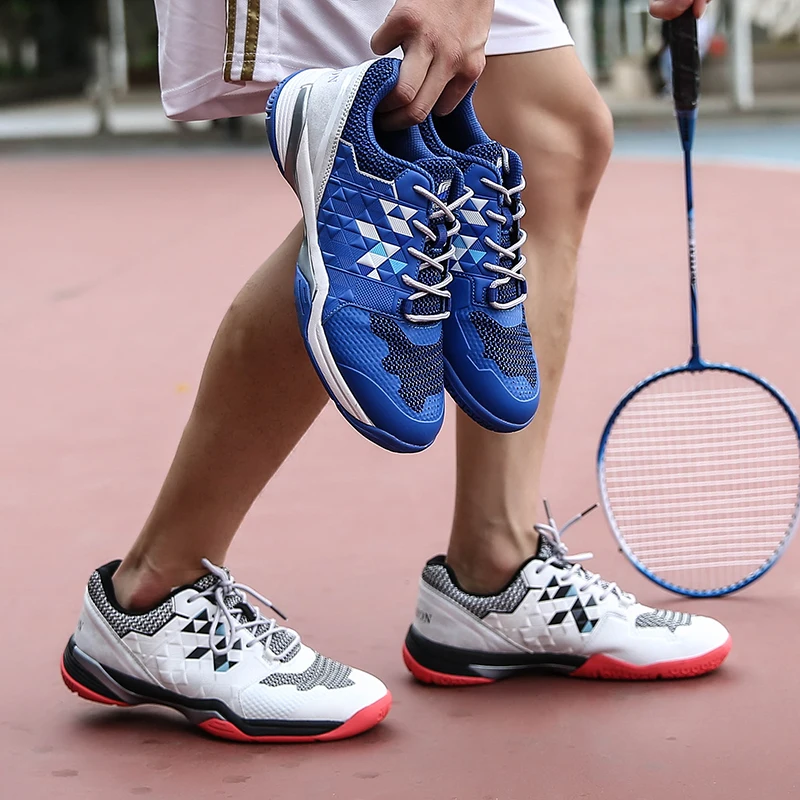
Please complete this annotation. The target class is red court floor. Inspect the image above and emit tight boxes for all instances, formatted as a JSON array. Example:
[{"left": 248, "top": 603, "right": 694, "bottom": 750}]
[{"left": 2, "top": 151, "right": 799, "bottom": 799}]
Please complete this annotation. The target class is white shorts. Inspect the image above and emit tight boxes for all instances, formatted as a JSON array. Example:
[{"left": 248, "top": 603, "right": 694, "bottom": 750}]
[{"left": 155, "top": 1, "right": 573, "bottom": 122}]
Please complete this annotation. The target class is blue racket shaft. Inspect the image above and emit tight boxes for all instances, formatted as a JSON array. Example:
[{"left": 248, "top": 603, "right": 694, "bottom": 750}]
[
  {"left": 669, "top": 9, "right": 701, "bottom": 364},
  {"left": 597, "top": 10, "right": 800, "bottom": 597}
]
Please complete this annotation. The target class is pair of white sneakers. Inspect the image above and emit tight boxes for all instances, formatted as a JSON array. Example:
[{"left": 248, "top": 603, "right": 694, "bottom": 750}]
[{"left": 62, "top": 517, "right": 731, "bottom": 743}]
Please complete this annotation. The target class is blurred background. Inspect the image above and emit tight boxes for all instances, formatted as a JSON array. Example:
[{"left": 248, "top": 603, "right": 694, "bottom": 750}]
[{"left": 0, "top": 0, "right": 799, "bottom": 145}]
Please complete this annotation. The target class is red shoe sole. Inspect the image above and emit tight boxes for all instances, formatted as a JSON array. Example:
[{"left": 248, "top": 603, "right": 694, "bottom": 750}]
[
  {"left": 402, "top": 644, "right": 495, "bottom": 686},
  {"left": 61, "top": 656, "right": 392, "bottom": 742},
  {"left": 571, "top": 636, "right": 732, "bottom": 680},
  {"left": 403, "top": 636, "right": 732, "bottom": 685},
  {"left": 197, "top": 693, "right": 392, "bottom": 743},
  {"left": 61, "top": 658, "right": 130, "bottom": 707}
]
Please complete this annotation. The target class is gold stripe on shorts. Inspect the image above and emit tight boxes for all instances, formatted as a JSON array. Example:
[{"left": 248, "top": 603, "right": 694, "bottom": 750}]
[
  {"left": 241, "top": 0, "right": 261, "bottom": 82},
  {"left": 223, "top": 0, "right": 237, "bottom": 82}
]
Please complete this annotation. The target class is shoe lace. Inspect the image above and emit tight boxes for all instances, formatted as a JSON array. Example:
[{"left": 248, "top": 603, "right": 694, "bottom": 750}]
[
  {"left": 403, "top": 185, "right": 474, "bottom": 323},
  {"left": 480, "top": 147, "right": 528, "bottom": 310},
  {"left": 533, "top": 501, "right": 636, "bottom": 605},
  {"left": 187, "top": 559, "right": 300, "bottom": 659}
]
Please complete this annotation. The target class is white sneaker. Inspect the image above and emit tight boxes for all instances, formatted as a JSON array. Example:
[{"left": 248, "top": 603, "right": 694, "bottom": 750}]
[
  {"left": 404, "top": 508, "right": 732, "bottom": 683},
  {"left": 62, "top": 560, "right": 390, "bottom": 742}
]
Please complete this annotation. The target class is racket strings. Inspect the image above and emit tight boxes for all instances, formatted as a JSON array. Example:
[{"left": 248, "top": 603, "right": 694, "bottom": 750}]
[{"left": 601, "top": 370, "right": 800, "bottom": 593}]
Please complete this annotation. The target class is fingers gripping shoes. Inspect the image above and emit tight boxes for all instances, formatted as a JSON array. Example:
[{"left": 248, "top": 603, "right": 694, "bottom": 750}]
[
  {"left": 62, "top": 560, "right": 391, "bottom": 742},
  {"left": 266, "top": 58, "right": 472, "bottom": 453},
  {"left": 420, "top": 90, "right": 539, "bottom": 433},
  {"left": 404, "top": 506, "right": 732, "bottom": 683}
]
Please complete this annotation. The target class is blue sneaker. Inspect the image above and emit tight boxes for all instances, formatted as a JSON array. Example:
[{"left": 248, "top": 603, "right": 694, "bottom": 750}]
[
  {"left": 420, "top": 91, "right": 539, "bottom": 433},
  {"left": 266, "top": 59, "right": 470, "bottom": 453}
]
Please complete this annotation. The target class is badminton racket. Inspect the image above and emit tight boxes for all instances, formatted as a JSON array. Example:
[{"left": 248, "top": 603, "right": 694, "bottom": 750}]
[{"left": 597, "top": 9, "right": 800, "bottom": 597}]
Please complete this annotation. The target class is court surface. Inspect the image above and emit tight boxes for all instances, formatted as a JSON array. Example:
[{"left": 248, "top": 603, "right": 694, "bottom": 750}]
[{"left": 2, "top": 122, "right": 799, "bottom": 799}]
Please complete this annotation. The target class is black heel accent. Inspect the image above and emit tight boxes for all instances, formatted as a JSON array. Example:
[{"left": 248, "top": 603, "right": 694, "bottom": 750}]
[
  {"left": 404, "top": 627, "right": 483, "bottom": 678},
  {"left": 405, "top": 626, "right": 588, "bottom": 679},
  {"left": 62, "top": 637, "right": 125, "bottom": 703}
]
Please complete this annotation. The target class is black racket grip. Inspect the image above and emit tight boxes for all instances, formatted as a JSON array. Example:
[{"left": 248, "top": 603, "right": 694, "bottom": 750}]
[{"left": 668, "top": 9, "right": 700, "bottom": 111}]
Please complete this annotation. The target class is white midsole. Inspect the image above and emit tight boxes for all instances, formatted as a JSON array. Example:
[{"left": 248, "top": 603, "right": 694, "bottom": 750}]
[{"left": 273, "top": 67, "right": 375, "bottom": 426}]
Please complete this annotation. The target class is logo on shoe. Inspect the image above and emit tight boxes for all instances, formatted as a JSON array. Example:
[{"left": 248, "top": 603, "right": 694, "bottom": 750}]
[{"left": 415, "top": 609, "right": 432, "bottom": 624}]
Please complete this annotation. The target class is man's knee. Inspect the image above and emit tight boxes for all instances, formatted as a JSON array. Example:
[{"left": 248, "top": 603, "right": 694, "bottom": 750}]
[
  {"left": 572, "top": 98, "right": 615, "bottom": 177},
  {"left": 515, "top": 93, "right": 613, "bottom": 198},
  {"left": 478, "top": 49, "right": 614, "bottom": 202},
  {"left": 581, "top": 98, "right": 614, "bottom": 177}
]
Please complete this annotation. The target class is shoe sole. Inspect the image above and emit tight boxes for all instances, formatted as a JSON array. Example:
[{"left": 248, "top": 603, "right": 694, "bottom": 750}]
[
  {"left": 444, "top": 359, "right": 538, "bottom": 434},
  {"left": 266, "top": 67, "right": 431, "bottom": 455},
  {"left": 403, "top": 627, "right": 732, "bottom": 683},
  {"left": 61, "top": 637, "right": 391, "bottom": 743}
]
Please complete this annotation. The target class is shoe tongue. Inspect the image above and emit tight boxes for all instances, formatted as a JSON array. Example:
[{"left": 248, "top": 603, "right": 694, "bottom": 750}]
[
  {"left": 407, "top": 156, "right": 463, "bottom": 320},
  {"left": 536, "top": 534, "right": 563, "bottom": 563},
  {"left": 416, "top": 156, "right": 463, "bottom": 204},
  {"left": 465, "top": 141, "right": 524, "bottom": 307},
  {"left": 466, "top": 140, "right": 503, "bottom": 169},
  {"left": 192, "top": 572, "right": 221, "bottom": 593},
  {"left": 465, "top": 141, "right": 524, "bottom": 189},
  {"left": 191, "top": 571, "right": 245, "bottom": 613},
  {"left": 536, "top": 532, "right": 617, "bottom": 595},
  {"left": 191, "top": 571, "right": 300, "bottom": 661}
]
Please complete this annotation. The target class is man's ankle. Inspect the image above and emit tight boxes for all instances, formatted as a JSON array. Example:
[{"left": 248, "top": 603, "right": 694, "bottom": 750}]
[
  {"left": 112, "top": 554, "right": 207, "bottom": 612},
  {"left": 446, "top": 528, "right": 541, "bottom": 595}
]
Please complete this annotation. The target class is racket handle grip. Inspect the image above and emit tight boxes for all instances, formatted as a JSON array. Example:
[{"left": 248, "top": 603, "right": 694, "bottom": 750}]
[{"left": 669, "top": 8, "right": 700, "bottom": 111}]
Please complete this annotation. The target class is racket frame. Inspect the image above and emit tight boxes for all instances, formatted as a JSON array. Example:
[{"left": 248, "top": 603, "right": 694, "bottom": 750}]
[{"left": 597, "top": 361, "right": 800, "bottom": 597}]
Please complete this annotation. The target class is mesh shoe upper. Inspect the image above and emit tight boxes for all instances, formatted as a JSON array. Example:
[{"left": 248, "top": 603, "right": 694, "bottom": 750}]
[
  {"left": 465, "top": 310, "right": 538, "bottom": 397},
  {"left": 325, "top": 306, "right": 444, "bottom": 424}
]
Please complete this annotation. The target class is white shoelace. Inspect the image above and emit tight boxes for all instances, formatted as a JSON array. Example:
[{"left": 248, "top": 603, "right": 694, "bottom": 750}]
[
  {"left": 533, "top": 501, "right": 635, "bottom": 605},
  {"left": 480, "top": 147, "right": 528, "bottom": 310},
  {"left": 403, "top": 185, "right": 474, "bottom": 323},
  {"left": 186, "top": 559, "right": 300, "bottom": 658}
]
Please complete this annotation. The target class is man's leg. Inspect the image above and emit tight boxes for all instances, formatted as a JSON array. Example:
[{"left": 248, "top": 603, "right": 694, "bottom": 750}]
[
  {"left": 113, "top": 221, "right": 329, "bottom": 609},
  {"left": 446, "top": 47, "right": 614, "bottom": 593},
  {"left": 68, "top": 230, "right": 392, "bottom": 738},
  {"left": 405, "top": 45, "right": 730, "bottom": 683}
]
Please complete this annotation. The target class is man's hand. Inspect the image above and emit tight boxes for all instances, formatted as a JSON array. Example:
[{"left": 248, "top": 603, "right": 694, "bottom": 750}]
[
  {"left": 649, "top": 0, "right": 711, "bottom": 20},
  {"left": 371, "top": 0, "right": 495, "bottom": 130}
]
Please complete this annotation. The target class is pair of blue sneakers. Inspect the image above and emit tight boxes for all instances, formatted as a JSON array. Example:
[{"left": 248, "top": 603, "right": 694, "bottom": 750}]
[{"left": 266, "top": 58, "right": 539, "bottom": 453}]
